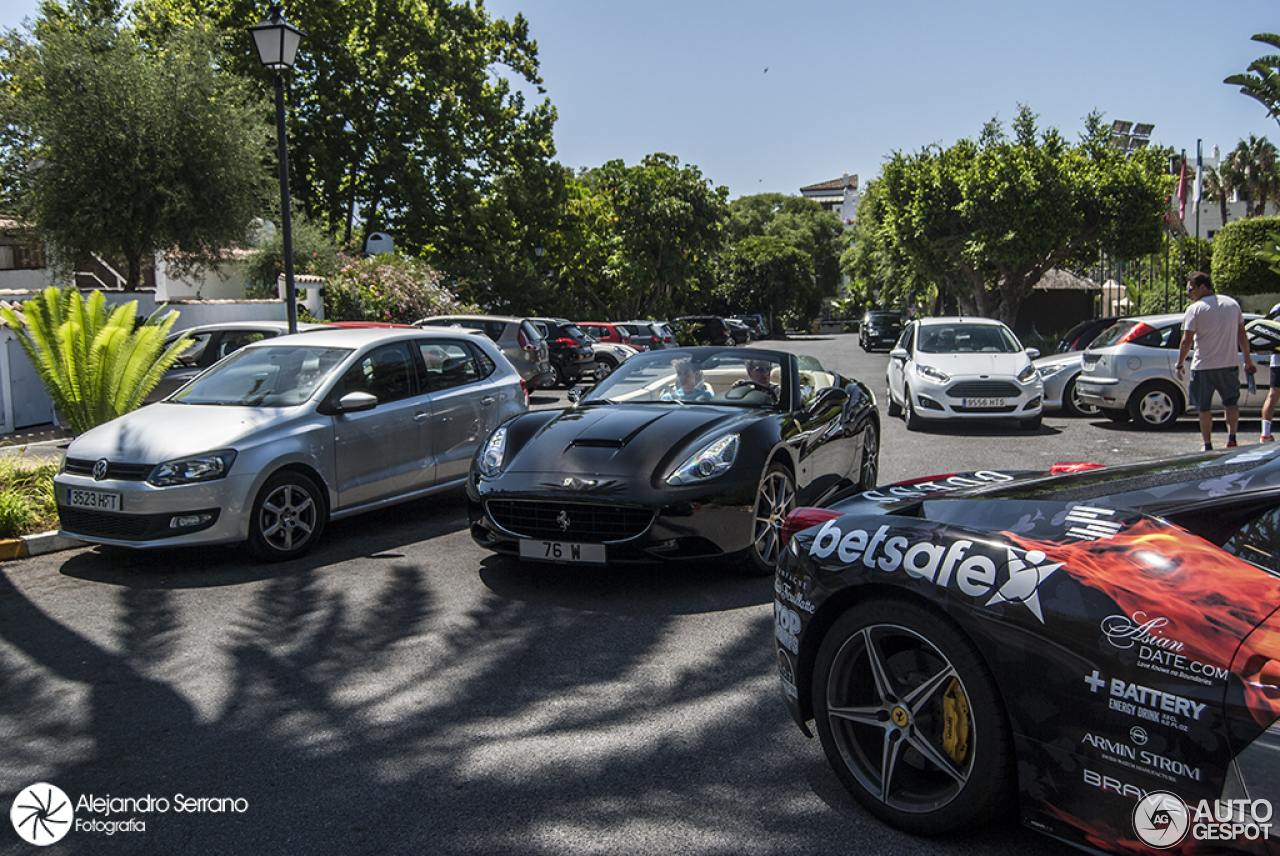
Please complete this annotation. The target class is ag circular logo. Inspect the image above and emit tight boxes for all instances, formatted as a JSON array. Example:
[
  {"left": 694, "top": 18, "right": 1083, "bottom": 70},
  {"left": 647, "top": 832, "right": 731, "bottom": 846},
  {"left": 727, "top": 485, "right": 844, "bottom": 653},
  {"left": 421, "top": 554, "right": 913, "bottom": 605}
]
[
  {"left": 11, "top": 783, "right": 73, "bottom": 846},
  {"left": 1133, "top": 790, "right": 1190, "bottom": 848}
]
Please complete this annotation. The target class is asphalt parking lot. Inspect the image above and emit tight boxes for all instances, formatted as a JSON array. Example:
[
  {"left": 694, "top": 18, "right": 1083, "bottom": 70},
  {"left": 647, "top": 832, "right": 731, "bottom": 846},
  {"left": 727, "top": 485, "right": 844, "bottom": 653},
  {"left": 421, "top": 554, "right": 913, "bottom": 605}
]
[{"left": 0, "top": 335, "right": 1231, "bottom": 854}]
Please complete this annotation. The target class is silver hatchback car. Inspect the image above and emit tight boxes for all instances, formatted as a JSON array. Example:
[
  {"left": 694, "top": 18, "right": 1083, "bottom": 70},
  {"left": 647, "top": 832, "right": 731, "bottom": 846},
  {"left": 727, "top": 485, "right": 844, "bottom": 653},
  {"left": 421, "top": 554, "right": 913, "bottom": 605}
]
[
  {"left": 1075, "top": 313, "right": 1265, "bottom": 428},
  {"left": 55, "top": 327, "right": 527, "bottom": 560}
]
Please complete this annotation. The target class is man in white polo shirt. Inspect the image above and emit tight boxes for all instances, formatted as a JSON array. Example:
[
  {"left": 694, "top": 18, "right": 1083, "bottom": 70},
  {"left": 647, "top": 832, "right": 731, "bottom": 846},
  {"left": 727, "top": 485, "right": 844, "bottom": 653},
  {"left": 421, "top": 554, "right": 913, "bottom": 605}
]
[{"left": 1175, "top": 271, "right": 1256, "bottom": 451}]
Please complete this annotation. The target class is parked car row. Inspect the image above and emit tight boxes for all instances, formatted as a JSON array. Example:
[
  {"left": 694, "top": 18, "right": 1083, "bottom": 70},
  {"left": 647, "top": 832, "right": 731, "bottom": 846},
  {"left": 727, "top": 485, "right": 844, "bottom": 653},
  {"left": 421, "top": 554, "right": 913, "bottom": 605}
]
[{"left": 47, "top": 311, "right": 1280, "bottom": 856}]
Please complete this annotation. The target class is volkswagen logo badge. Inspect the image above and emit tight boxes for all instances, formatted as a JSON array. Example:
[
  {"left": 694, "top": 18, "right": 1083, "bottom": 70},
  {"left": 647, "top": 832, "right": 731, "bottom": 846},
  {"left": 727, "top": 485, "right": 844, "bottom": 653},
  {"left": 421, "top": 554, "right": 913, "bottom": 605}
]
[
  {"left": 92, "top": 459, "right": 109, "bottom": 481},
  {"left": 557, "top": 510, "right": 571, "bottom": 532}
]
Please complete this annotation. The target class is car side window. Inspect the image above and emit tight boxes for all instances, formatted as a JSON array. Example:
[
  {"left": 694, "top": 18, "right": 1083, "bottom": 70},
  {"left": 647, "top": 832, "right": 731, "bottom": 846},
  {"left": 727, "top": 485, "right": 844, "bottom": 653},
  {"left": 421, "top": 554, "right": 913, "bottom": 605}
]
[
  {"left": 1135, "top": 324, "right": 1179, "bottom": 348},
  {"left": 175, "top": 332, "right": 213, "bottom": 366},
  {"left": 421, "top": 341, "right": 486, "bottom": 391},
  {"left": 339, "top": 343, "right": 417, "bottom": 403},
  {"left": 218, "top": 332, "right": 269, "bottom": 358},
  {"left": 1219, "top": 504, "right": 1280, "bottom": 576}
]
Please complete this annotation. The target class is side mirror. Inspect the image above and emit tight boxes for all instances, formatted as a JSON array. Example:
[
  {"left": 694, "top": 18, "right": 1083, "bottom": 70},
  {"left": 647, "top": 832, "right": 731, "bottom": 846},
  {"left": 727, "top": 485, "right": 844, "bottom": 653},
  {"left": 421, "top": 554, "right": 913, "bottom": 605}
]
[
  {"left": 889, "top": 347, "right": 909, "bottom": 360},
  {"left": 1025, "top": 348, "right": 1040, "bottom": 360},
  {"left": 567, "top": 385, "right": 590, "bottom": 404},
  {"left": 335, "top": 391, "right": 378, "bottom": 413}
]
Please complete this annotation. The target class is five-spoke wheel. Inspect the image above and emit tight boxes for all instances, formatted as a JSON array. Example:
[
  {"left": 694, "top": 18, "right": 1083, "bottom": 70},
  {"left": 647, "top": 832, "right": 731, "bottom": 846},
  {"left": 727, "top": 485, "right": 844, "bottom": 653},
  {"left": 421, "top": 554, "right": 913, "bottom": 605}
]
[{"left": 813, "top": 599, "right": 1012, "bottom": 833}]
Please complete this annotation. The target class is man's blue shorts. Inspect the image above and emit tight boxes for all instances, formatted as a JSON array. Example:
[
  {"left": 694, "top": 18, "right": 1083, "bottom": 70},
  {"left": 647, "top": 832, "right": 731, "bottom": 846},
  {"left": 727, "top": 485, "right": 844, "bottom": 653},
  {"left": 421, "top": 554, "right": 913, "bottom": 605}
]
[{"left": 1189, "top": 366, "right": 1241, "bottom": 411}]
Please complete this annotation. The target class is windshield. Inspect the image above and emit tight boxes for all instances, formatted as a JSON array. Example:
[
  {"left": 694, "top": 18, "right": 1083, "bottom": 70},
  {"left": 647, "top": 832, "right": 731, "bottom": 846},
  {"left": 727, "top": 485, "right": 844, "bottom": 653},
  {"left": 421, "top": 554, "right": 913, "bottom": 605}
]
[
  {"left": 584, "top": 348, "right": 787, "bottom": 408},
  {"left": 916, "top": 324, "right": 1021, "bottom": 354},
  {"left": 171, "top": 345, "right": 351, "bottom": 406}
]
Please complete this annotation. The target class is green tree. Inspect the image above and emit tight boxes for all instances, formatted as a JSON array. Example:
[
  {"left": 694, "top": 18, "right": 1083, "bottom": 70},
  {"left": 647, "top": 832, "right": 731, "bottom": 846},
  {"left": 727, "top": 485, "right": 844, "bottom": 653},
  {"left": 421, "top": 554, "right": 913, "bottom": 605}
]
[
  {"left": 148, "top": 0, "right": 559, "bottom": 276},
  {"left": 841, "top": 180, "right": 938, "bottom": 312},
  {"left": 856, "top": 106, "right": 1171, "bottom": 328},
  {"left": 1225, "top": 33, "right": 1280, "bottom": 130},
  {"left": 242, "top": 214, "right": 344, "bottom": 297},
  {"left": 0, "top": 286, "right": 190, "bottom": 434},
  {"left": 725, "top": 193, "right": 843, "bottom": 308},
  {"left": 550, "top": 154, "right": 729, "bottom": 320},
  {"left": 717, "top": 236, "right": 815, "bottom": 330},
  {"left": 0, "top": 2, "right": 270, "bottom": 289},
  {"left": 1212, "top": 216, "right": 1280, "bottom": 294},
  {"left": 1224, "top": 136, "right": 1280, "bottom": 217}
]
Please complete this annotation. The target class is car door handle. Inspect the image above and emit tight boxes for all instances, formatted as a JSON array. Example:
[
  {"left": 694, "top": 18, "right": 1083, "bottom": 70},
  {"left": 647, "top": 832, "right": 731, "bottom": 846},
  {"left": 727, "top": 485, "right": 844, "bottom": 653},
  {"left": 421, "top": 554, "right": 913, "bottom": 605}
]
[
  {"left": 413, "top": 411, "right": 430, "bottom": 422},
  {"left": 480, "top": 396, "right": 496, "bottom": 405}
]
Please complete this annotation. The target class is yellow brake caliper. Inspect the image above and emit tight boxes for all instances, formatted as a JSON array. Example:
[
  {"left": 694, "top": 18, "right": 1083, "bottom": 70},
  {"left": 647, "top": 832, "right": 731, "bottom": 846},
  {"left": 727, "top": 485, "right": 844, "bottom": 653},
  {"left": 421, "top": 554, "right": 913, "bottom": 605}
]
[{"left": 942, "top": 678, "right": 971, "bottom": 765}]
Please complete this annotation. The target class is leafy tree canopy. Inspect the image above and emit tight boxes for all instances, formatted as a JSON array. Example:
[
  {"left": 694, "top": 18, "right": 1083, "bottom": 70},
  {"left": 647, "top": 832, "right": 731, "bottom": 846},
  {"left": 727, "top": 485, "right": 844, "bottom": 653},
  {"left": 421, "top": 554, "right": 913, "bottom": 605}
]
[
  {"left": 716, "top": 235, "right": 818, "bottom": 330},
  {"left": 0, "top": 0, "right": 271, "bottom": 288},
  {"left": 1212, "top": 216, "right": 1280, "bottom": 294},
  {"left": 850, "top": 106, "right": 1172, "bottom": 327},
  {"left": 547, "top": 154, "right": 729, "bottom": 320},
  {"left": 144, "top": 0, "right": 560, "bottom": 279},
  {"left": 726, "top": 193, "right": 844, "bottom": 301},
  {"left": 1225, "top": 33, "right": 1280, "bottom": 130}
]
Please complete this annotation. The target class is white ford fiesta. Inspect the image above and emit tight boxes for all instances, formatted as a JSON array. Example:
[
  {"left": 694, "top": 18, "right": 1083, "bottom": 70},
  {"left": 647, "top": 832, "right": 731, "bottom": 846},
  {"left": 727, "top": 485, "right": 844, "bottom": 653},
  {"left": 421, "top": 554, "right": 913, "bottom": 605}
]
[{"left": 885, "top": 316, "right": 1043, "bottom": 431}]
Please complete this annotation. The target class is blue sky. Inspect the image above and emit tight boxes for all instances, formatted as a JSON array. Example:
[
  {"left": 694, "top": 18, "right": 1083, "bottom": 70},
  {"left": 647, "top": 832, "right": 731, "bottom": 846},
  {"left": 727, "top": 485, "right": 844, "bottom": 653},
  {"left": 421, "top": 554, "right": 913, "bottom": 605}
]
[{"left": 4, "top": 0, "right": 1277, "bottom": 199}]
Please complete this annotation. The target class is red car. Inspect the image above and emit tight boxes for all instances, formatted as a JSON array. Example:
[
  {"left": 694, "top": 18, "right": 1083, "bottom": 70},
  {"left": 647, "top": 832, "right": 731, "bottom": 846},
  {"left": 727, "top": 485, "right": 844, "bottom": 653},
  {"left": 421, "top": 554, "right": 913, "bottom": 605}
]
[{"left": 579, "top": 322, "right": 636, "bottom": 349}]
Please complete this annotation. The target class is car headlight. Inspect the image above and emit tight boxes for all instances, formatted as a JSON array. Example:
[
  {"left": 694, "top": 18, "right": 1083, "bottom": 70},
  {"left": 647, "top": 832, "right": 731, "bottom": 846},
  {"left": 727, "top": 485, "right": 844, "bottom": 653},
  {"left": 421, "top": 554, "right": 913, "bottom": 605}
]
[
  {"left": 917, "top": 364, "right": 950, "bottom": 383},
  {"left": 1036, "top": 363, "right": 1065, "bottom": 378},
  {"left": 478, "top": 426, "right": 509, "bottom": 478},
  {"left": 667, "top": 434, "right": 739, "bottom": 486},
  {"left": 1018, "top": 365, "right": 1039, "bottom": 383},
  {"left": 147, "top": 450, "right": 237, "bottom": 486},
  {"left": 610, "top": 346, "right": 628, "bottom": 358}
]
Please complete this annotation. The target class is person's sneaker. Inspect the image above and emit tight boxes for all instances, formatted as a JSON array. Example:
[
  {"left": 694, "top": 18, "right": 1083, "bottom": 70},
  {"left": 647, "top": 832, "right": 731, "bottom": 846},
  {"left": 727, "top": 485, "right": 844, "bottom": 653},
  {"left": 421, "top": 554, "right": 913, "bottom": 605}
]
[
  {"left": 1227, "top": 436, "right": 1239, "bottom": 448},
  {"left": 1262, "top": 435, "right": 1276, "bottom": 443},
  {"left": 1203, "top": 443, "right": 1214, "bottom": 452}
]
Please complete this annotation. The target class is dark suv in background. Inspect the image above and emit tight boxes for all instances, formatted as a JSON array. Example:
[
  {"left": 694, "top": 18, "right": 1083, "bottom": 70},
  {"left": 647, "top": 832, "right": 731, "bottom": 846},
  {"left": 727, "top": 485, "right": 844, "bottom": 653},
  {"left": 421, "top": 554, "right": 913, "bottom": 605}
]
[
  {"left": 858, "top": 309, "right": 905, "bottom": 352},
  {"left": 529, "top": 317, "right": 599, "bottom": 387}
]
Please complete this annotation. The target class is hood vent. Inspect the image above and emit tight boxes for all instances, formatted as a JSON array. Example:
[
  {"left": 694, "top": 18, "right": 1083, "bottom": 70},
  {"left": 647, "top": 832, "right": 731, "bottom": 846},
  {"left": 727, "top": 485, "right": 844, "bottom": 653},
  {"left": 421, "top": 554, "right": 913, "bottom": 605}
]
[{"left": 569, "top": 438, "right": 625, "bottom": 450}]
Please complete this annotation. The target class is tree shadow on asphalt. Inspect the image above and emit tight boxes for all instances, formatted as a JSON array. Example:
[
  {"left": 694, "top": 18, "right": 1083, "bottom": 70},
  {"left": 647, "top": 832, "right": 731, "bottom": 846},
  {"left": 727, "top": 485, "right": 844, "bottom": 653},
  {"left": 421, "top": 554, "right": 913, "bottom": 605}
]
[
  {"left": 1, "top": 516, "right": 1068, "bottom": 856},
  {"left": 54, "top": 489, "right": 473, "bottom": 589}
]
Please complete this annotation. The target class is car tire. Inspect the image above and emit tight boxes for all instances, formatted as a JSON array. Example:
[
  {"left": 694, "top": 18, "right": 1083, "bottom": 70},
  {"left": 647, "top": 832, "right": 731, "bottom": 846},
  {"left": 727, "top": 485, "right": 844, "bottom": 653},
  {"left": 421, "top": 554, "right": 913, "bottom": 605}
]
[
  {"left": 741, "top": 462, "right": 795, "bottom": 576},
  {"left": 552, "top": 362, "right": 569, "bottom": 389},
  {"left": 1101, "top": 407, "right": 1130, "bottom": 423},
  {"left": 246, "top": 470, "right": 326, "bottom": 561},
  {"left": 594, "top": 355, "right": 617, "bottom": 383},
  {"left": 904, "top": 387, "right": 924, "bottom": 431},
  {"left": 885, "top": 384, "right": 902, "bottom": 417},
  {"left": 812, "top": 598, "right": 1014, "bottom": 835},
  {"left": 1128, "top": 382, "right": 1182, "bottom": 429},
  {"left": 1061, "top": 376, "right": 1099, "bottom": 418},
  {"left": 856, "top": 420, "right": 880, "bottom": 491}
]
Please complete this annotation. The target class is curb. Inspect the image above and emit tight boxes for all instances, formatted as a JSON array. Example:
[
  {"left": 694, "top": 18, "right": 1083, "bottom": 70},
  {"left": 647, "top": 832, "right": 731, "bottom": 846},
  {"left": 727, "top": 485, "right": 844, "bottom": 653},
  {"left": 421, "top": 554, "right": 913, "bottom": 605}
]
[{"left": 0, "top": 530, "right": 85, "bottom": 561}]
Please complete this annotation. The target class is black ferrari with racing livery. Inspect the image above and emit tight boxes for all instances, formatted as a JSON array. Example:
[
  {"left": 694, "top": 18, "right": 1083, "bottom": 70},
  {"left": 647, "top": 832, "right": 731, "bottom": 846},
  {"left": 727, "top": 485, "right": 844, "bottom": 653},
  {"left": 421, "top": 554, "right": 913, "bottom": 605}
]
[
  {"left": 775, "top": 447, "right": 1280, "bottom": 853},
  {"left": 468, "top": 346, "right": 880, "bottom": 574}
]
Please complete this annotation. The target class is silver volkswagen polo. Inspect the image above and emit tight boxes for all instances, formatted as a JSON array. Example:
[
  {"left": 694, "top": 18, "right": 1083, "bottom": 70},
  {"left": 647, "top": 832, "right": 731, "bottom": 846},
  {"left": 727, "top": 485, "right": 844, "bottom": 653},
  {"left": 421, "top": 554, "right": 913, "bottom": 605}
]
[{"left": 55, "top": 327, "right": 527, "bottom": 560}]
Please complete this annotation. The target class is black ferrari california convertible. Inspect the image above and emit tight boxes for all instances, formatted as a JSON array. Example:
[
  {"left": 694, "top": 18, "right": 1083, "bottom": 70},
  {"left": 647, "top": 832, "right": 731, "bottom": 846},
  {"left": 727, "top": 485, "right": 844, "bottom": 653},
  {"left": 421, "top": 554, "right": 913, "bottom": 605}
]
[
  {"left": 468, "top": 347, "right": 880, "bottom": 574},
  {"left": 775, "top": 446, "right": 1280, "bottom": 853}
]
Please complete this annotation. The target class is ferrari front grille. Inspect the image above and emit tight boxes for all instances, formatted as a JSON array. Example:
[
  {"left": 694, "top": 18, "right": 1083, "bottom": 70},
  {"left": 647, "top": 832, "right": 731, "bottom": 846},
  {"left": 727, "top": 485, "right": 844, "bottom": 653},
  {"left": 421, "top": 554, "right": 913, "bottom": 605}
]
[{"left": 487, "top": 500, "right": 654, "bottom": 543}]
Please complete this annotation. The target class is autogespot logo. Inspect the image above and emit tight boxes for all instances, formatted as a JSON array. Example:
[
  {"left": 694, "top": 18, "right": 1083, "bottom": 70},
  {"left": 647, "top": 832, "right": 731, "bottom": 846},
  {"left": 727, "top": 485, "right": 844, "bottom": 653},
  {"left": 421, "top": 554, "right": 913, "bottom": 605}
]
[
  {"left": 1134, "top": 791, "right": 1191, "bottom": 849},
  {"left": 10, "top": 783, "right": 73, "bottom": 846}
]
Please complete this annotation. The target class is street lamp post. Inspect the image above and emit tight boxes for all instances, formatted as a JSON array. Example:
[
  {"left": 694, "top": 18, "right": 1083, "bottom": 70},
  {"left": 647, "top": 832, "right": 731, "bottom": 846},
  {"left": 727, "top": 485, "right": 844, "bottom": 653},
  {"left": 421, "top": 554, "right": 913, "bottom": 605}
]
[{"left": 250, "top": 6, "right": 305, "bottom": 334}]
